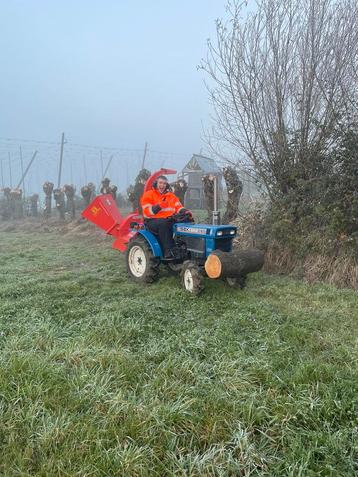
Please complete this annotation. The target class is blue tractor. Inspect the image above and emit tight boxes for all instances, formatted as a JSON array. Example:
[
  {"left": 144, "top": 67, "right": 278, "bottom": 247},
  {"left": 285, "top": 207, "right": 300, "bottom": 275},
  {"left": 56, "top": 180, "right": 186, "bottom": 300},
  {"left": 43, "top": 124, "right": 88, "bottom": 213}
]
[
  {"left": 125, "top": 221, "right": 242, "bottom": 295},
  {"left": 82, "top": 168, "right": 264, "bottom": 295}
]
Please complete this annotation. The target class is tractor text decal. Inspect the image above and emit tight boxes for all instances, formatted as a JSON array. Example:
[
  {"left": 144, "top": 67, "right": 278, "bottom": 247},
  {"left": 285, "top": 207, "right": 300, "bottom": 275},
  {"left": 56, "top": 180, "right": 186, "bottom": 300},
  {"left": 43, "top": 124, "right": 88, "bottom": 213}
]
[
  {"left": 90, "top": 206, "right": 102, "bottom": 216},
  {"left": 177, "top": 226, "right": 207, "bottom": 235}
]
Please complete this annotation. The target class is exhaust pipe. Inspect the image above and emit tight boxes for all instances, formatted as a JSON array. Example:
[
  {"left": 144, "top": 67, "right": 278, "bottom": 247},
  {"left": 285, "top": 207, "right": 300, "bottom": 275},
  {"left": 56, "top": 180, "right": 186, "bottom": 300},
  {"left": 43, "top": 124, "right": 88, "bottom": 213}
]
[{"left": 212, "top": 175, "right": 220, "bottom": 225}]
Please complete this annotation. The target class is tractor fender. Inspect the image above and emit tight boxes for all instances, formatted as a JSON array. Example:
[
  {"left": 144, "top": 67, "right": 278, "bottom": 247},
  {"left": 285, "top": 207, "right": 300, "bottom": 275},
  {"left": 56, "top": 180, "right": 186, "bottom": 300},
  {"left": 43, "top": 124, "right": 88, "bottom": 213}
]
[{"left": 137, "top": 230, "right": 163, "bottom": 258}]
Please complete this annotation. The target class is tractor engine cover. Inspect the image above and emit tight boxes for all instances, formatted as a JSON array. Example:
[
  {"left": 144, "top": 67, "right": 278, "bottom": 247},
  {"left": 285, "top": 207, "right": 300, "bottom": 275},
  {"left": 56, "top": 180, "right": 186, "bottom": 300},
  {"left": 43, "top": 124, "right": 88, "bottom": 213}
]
[{"left": 173, "top": 223, "right": 237, "bottom": 260}]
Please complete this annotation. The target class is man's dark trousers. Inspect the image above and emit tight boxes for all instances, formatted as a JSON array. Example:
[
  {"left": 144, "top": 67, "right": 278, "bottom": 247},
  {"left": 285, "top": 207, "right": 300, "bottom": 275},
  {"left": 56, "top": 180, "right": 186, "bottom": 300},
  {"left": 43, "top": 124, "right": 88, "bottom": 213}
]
[{"left": 145, "top": 218, "right": 175, "bottom": 256}]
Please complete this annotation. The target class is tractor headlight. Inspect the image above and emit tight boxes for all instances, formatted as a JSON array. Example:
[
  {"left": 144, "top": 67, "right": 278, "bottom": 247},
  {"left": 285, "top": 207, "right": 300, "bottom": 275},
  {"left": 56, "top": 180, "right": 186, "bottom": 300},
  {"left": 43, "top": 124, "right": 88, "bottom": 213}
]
[
  {"left": 230, "top": 230, "right": 235, "bottom": 235},
  {"left": 217, "top": 231, "right": 223, "bottom": 236}
]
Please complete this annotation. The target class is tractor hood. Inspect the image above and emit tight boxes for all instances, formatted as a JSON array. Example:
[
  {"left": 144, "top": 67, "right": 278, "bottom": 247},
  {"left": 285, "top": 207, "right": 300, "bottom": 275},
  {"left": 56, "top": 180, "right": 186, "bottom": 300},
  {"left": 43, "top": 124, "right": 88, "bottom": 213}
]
[{"left": 174, "top": 223, "right": 237, "bottom": 238}]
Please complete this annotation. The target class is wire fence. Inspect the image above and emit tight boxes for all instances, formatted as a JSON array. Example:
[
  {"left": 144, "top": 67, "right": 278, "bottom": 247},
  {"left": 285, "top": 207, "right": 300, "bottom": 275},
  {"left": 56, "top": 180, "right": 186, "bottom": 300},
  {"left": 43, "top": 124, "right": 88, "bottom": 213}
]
[
  {"left": 0, "top": 134, "right": 189, "bottom": 197},
  {"left": 0, "top": 134, "right": 263, "bottom": 209}
]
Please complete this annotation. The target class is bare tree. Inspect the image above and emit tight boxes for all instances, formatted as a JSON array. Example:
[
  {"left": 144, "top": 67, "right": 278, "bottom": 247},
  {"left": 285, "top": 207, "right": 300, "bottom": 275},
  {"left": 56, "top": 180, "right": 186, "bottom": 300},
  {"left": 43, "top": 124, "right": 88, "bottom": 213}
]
[{"left": 201, "top": 0, "right": 358, "bottom": 199}]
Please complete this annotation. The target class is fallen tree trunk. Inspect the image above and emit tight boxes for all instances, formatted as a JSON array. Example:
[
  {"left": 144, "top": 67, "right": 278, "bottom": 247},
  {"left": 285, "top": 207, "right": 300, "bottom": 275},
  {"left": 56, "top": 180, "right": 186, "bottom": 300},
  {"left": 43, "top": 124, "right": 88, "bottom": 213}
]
[{"left": 205, "top": 249, "right": 264, "bottom": 279}]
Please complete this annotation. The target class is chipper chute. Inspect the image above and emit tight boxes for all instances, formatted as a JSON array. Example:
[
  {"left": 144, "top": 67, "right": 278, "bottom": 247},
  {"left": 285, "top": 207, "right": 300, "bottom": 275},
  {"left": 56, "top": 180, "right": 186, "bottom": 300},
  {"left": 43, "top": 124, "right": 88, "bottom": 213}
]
[
  {"left": 81, "top": 194, "right": 141, "bottom": 252},
  {"left": 81, "top": 169, "right": 177, "bottom": 252},
  {"left": 81, "top": 168, "right": 264, "bottom": 295}
]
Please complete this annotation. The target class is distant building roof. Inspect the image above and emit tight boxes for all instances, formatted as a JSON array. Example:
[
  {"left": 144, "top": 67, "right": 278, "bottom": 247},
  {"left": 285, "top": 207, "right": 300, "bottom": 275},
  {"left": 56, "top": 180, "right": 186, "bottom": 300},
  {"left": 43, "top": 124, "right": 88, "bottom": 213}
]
[{"left": 183, "top": 154, "right": 221, "bottom": 174}]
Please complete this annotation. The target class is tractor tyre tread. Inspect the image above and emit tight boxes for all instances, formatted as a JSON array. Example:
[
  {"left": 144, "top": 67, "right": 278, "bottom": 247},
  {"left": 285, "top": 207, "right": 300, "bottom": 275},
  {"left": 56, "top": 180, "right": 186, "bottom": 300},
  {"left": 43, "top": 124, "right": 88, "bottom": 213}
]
[
  {"left": 126, "top": 235, "right": 160, "bottom": 284},
  {"left": 181, "top": 260, "right": 204, "bottom": 295}
]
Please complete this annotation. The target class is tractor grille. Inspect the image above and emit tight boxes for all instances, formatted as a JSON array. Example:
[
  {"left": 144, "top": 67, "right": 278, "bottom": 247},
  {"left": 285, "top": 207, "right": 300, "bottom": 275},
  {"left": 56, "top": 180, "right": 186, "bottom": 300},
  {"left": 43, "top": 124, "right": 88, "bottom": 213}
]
[
  {"left": 182, "top": 236, "right": 206, "bottom": 256},
  {"left": 214, "top": 238, "right": 232, "bottom": 252}
]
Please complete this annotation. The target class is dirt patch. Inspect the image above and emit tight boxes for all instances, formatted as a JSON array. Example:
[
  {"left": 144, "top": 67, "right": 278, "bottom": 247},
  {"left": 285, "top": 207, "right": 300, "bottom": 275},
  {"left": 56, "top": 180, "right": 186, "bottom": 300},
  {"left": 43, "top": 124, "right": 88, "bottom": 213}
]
[
  {"left": 0, "top": 217, "right": 107, "bottom": 241},
  {"left": 64, "top": 219, "right": 106, "bottom": 239}
]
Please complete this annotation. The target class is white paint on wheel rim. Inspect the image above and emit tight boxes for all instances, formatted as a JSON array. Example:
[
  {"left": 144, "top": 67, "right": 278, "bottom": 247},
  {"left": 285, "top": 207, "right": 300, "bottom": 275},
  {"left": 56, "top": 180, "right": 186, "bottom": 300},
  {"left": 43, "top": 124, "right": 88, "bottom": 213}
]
[
  {"left": 128, "top": 245, "right": 147, "bottom": 277},
  {"left": 184, "top": 268, "right": 194, "bottom": 292}
]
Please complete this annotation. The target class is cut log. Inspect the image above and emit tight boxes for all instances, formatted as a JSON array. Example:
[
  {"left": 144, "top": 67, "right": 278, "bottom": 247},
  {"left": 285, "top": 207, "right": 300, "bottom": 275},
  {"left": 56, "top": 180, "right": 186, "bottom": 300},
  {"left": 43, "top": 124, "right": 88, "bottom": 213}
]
[{"left": 205, "top": 249, "right": 264, "bottom": 279}]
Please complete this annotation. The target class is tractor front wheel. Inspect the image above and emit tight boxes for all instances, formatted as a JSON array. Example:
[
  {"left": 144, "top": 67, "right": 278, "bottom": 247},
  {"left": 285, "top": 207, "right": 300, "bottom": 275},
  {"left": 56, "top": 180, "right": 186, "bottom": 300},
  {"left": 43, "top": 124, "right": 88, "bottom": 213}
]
[
  {"left": 126, "top": 236, "right": 160, "bottom": 283},
  {"left": 181, "top": 261, "right": 204, "bottom": 295}
]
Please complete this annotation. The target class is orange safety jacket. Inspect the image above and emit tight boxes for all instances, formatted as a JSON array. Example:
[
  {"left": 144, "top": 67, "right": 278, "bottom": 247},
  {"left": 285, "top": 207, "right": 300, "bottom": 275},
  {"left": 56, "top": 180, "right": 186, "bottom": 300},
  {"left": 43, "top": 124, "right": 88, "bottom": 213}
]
[{"left": 141, "top": 188, "right": 183, "bottom": 219}]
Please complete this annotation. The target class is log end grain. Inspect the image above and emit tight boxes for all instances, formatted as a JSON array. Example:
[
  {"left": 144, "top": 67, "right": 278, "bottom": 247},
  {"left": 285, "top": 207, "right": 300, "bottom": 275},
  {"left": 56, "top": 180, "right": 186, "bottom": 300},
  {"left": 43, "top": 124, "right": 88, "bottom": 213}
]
[{"left": 204, "top": 253, "right": 222, "bottom": 278}]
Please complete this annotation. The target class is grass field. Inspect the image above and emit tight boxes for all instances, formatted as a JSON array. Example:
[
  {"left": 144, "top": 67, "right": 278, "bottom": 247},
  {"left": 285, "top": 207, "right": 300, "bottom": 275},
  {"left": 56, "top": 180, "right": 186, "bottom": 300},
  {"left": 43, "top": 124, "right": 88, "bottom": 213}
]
[{"left": 0, "top": 225, "right": 357, "bottom": 476}]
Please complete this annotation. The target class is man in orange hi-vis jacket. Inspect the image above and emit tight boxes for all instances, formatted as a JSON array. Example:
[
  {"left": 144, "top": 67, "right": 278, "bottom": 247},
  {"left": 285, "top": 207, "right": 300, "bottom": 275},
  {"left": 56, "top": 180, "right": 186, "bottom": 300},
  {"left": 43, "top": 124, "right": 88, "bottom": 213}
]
[{"left": 140, "top": 175, "right": 192, "bottom": 258}]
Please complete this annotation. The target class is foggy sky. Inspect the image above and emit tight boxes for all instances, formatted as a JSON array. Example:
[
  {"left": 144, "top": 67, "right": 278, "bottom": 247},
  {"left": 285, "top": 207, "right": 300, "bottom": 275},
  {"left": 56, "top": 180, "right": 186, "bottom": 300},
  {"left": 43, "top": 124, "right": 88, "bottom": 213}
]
[{"left": 0, "top": 0, "right": 229, "bottom": 193}]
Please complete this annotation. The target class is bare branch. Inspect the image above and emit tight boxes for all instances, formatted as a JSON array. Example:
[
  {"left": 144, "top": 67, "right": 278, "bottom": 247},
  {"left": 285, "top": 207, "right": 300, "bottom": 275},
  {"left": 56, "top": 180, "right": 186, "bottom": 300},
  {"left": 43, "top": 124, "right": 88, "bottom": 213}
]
[{"left": 200, "top": 0, "right": 358, "bottom": 196}]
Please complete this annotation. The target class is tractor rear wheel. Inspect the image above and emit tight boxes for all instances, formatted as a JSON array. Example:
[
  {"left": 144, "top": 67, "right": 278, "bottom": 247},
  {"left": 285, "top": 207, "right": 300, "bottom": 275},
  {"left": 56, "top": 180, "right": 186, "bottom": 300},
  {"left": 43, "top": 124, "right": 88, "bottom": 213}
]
[
  {"left": 126, "top": 236, "right": 160, "bottom": 283},
  {"left": 181, "top": 261, "right": 204, "bottom": 295}
]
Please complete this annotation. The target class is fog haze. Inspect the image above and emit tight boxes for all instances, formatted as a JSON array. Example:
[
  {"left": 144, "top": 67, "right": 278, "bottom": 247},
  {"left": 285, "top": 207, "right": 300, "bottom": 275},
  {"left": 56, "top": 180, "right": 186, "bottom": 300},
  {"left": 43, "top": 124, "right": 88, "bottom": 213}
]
[{"left": 0, "top": 0, "right": 228, "bottom": 192}]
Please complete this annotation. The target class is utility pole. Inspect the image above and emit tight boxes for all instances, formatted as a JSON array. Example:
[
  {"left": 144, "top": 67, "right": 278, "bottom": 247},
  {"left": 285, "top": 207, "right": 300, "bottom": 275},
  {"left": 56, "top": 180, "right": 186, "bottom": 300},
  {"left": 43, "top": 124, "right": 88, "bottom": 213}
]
[
  {"left": 19, "top": 146, "right": 25, "bottom": 197},
  {"left": 16, "top": 151, "right": 38, "bottom": 190},
  {"left": 8, "top": 152, "right": 12, "bottom": 188},
  {"left": 100, "top": 150, "right": 104, "bottom": 178},
  {"left": 102, "top": 155, "right": 113, "bottom": 180},
  {"left": 57, "top": 132, "right": 65, "bottom": 188},
  {"left": 141, "top": 141, "right": 148, "bottom": 169},
  {"left": 70, "top": 161, "right": 73, "bottom": 185},
  {"left": 212, "top": 175, "right": 221, "bottom": 225}
]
